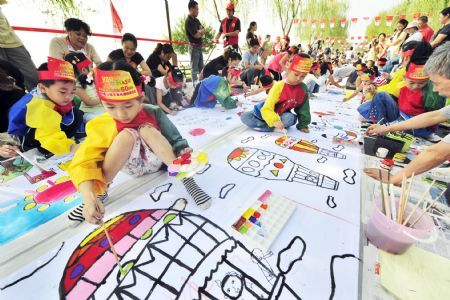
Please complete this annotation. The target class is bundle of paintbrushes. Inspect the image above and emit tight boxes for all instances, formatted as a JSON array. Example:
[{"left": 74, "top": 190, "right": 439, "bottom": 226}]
[{"left": 378, "top": 171, "right": 446, "bottom": 228}]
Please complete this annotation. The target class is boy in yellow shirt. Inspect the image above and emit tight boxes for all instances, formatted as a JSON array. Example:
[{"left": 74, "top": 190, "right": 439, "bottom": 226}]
[
  {"left": 241, "top": 54, "right": 313, "bottom": 132},
  {"left": 8, "top": 57, "right": 83, "bottom": 156},
  {"left": 68, "top": 61, "right": 211, "bottom": 225}
]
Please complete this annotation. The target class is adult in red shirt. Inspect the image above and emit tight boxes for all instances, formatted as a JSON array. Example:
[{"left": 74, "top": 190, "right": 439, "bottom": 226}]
[
  {"left": 417, "top": 16, "right": 434, "bottom": 43},
  {"left": 214, "top": 2, "right": 241, "bottom": 51}
]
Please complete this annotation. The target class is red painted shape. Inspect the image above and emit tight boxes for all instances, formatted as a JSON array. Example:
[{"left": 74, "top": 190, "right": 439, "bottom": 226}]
[
  {"left": 35, "top": 180, "right": 77, "bottom": 204},
  {"left": 188, "top": 128, "right": 206, "bottom": 136},
  {"left": 274, "top": 163, "right": 284, "bottom": 169}
]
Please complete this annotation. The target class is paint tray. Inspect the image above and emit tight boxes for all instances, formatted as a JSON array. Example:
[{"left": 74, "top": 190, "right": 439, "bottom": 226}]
[
  {"left": 231, "top": 190, "right": 296, "bottom": 251},
  {"left": 386, "top": 132, "right": 416, "bottom": 153},
  {"left": 363, "top": 135, "right": 404, "bottom": 158}
]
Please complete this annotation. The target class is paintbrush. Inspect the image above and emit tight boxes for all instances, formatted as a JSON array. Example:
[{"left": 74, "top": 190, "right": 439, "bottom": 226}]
[
  {"left": 100, "top": 219, "right": 126, "bottom": 276},
  {"left": 402, "top": 180, "right": 436, "bottom": 226},
  {"left": 409, "top": 189, "right": 447, "bottom": 228},
  {"left": 379, "top": 169, "right": 386, "bottom": 215},
  {"left": 14, "top": 150, "right": 48, "bottom": 172},
  {"left": 397, "top": 174, "right": 406, "bottom": 223},
  {"left": 90, "top": 192, "right": 125, "bottom": 276}
]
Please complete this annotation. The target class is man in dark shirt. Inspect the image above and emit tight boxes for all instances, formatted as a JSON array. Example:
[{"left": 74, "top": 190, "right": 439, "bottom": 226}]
[
  {"left": 214, "top": 2, "right": 241, "bottom": 51},
  {"left": 185, "top": 1, "right": 205, "bottom": 86}
]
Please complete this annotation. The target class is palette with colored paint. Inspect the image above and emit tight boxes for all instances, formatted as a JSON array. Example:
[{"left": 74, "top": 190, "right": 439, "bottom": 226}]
[
  {"left": 232, "top": 190, "right": 296, "bottom": 251},
  {"left": 168, "top": 151, "right": 208, "bottom": 179}
]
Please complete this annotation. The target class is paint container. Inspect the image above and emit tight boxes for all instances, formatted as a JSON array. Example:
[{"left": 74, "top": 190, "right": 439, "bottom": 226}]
[
  {"left": 365, "top": 197, "right": 437, "bottom": 254},
  {"left": 375, "top": 147, "right": 389, "bottom": 158}
]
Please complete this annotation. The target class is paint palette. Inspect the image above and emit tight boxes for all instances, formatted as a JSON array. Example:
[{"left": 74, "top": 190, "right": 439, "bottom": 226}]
[{"left": 232, "top": 190, "right": 296, "bottom": 251}]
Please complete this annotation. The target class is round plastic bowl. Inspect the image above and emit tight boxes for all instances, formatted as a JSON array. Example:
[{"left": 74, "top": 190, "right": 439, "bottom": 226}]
[{"left": 365, "top": 197, "right": 436, "bottom": 254}]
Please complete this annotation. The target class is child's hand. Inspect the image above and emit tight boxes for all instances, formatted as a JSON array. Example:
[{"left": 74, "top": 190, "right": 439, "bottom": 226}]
[
  {"left": 343, "top": 96, "right": 350, "bottom": 102},
  {"left": 273, "top": 121, "right": 285, "bottom": 131},
  {"left": 169, "top": 110, "right": 177, "bottom": 116},
  {"left": 299, "top": 127, "right": 309, "bottom": 133},
  {"left": 178, "top": 147, "right": 193, "bottom": 156},
  {"left": 83, "top": 196, "right": 105, "bottom": 225},
  {"left": 0, "top": 145, "right": 19, "bottom": 158}
]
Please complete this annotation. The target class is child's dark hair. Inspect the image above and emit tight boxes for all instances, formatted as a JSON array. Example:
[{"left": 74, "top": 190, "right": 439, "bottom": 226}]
[
  {"left": 169, "top": 67, "right": 184, "bottom": 83},
  {"left": 64, "top": 18, "right": 91, "bottom": 35},
  {"left": 228, "top": 51, "right": 242, "bottom": 61},
  {"left": 37, "top": 63, "right": 75, "bottom": 87},
  {"left": 188, "top": 1, "right": 198, "bottom": 10},
  {"left": 249, "top": 38, "right": 260, "bottom": 48},
  {"left": 153, "top": 43, "right": 174, "bottom": 55},
  {"left": 97, "top": 61, "right": 142, "bottom": 87},
  {"left": 122, "top": 33, "right": 138, "bottom": 48},
  {"left": 287, "top": 46, "right": 299, "bottom": 55},
  {"left": 398, "top": 19, "right": 409, "bottom": 28},
  {"left": 320, "top": 62, "right": 332, "bottom": 76}
]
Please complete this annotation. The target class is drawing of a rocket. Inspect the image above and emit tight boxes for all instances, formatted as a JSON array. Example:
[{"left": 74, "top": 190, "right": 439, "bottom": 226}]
[{"left": 227, "top": 147, "right": 339, "bottom": 190}]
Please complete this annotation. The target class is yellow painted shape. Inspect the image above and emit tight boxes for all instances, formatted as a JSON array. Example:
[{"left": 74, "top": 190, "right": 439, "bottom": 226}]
[
  {"left": 36, "top": 185, "right": 49, "bottom": 192},
  {"left": 55, "top": 176, "right": 70, "bottom": 184},
  {"left": 79, "top": 215, "right": 124, "bottom": 247},
  {"left": 271, "top": 169, "right": 279, "bottom": 177},
  {"left": 58, "top": 160, "right": 72, "bottom": 171},
  {"left": 24, "top": 202, "right": 36, "bottom": 211},
  {"left": 37, "top": 204, "right": 50, "bottom": 212},
  {"left": 196, "top": 152, "right": 208, "bottom": 164},
  {"left": 64, "top": 195, "right": 77, "bottom": 203},
  {"left": 24, "top": 195, "right": 34, "bottom": 201}
]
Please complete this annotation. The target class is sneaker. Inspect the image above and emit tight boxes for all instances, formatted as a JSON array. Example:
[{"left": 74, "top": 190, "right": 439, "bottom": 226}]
[
  {"left": 425, "top": 133, "right": 442, "bottom": 143},
  {"left": 67, "top": 191, "right": 109, "bottom": 226}
]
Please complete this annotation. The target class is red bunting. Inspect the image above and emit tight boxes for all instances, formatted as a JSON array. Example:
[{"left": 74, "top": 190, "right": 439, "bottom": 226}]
[
  {"left": 330, "top": 18, "right": 335, "bottom": 28},
  {"left": 320, "top": 18, "right": 326, "bottom": 29},
  {"left": 374, "top": 16, "right": 381, "bottom": 26},
  {"left": 351, "top": 17, "right": 358, "bottom": 23},
  {"left": 386, "top": 15, "right": 394, "bottom": 26},
  {"left": 341, "top": 18, "right": 346, "bottom": 28}
]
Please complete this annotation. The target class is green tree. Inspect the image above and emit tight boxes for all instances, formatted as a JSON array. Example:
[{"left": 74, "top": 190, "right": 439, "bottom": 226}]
[
  {"left": 296, "top": 0, "right": 349, "bottom": 44},
  {"left": 366, "top": 0, "right": 449, "bottom": 37},
  {"left": 165, "top": 15, "right": 216, "bottom": 55},
  {"left": 273, "top": 0, "right": 303, "bottom": 36}
]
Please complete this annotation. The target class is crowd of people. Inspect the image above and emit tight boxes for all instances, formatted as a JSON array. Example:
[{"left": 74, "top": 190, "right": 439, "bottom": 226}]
[{"left": 1, "top": 0, "right": 450, "bottom": 223}]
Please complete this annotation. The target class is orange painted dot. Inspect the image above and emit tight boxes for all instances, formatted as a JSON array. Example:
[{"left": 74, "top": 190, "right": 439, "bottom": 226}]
[{"left": 274, "top": 163, "right": 284, "bottom": 169}]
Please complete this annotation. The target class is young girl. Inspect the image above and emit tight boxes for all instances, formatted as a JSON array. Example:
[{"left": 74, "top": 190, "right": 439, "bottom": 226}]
[
  {"left": 64, "top": 52, "right": 105, "bottom": 122},
  {"left": 343, "top": 71, "right": 376, "bottom": 102},
  {"left": 241, "top": 54, "right": 312, "bottom": 132},
  {"left": 68, "top": 61, "right": 211, "bottom": 224},
  {"left": 266, "top": 46, "right": 298, "bottom": 81},
  {"left": 154, "top": 67, "right": 186, "bottom": 115}
]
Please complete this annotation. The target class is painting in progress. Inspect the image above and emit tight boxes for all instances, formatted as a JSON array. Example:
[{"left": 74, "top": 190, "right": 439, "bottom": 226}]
[
  {"left": 1, "top": 92, "right": 362, "bottom": 299},
  {"left": 58, "top": 200, "right": 306, "bottom": 300}
]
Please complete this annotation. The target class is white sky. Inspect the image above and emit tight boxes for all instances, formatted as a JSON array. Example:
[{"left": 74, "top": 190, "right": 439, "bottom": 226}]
[{"left": 2, "top": 0, "right": 402, "bottom": 65}]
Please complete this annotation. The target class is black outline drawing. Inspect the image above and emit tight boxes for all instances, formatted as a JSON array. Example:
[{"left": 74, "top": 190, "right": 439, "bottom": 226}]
[
  {"left": 197, "top": 164, "right": 211, "bottom": 175},
  {"left": 343, "top": 169, "right": 356, "bottom": 185},
  {"left": 241, "top": 136, "right": 255, "bottom": 144},
  {"left": 1, "top": 242, "right": 65, "bottom": 290},
  {"left": 261, "top": 134, "right": 271, "bottom": 139},
  {"left": 59, "top": 202, "right": 304, "bottom": 299},
  {"left": 329, "top": 254, "right": 360, "bottom": 300},
  {"left": 317, "top": 156, "right": 328, "bottom": 164},
  {"left": 219, "top": 183, "right": 236, "bottom": 199},
  {"left": 327, "top": 196, "right": 337, "bottom": 209},
  {"left": 227, "top": 147, "right": 339, "bottom": 191},
  {"left": 149, "top": 183, "right": 173, "bottom": 202},
  {"left": 311, "top": 139, "right": 318, "bottom": 144},
  {"left": 251, "top": 249, "right": 276, "bottom": 283},
  {"left": 332, "top": 145, "right": 345, "bottom": 152}
]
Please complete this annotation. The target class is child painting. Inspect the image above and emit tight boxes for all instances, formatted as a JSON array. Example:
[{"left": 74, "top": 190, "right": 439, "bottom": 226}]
[
  {"left": 240, "top": 54, "right": 313, "bottom": 133},
  {"left": 68, "top": 61, "right": 211, "bottom": 224}
]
